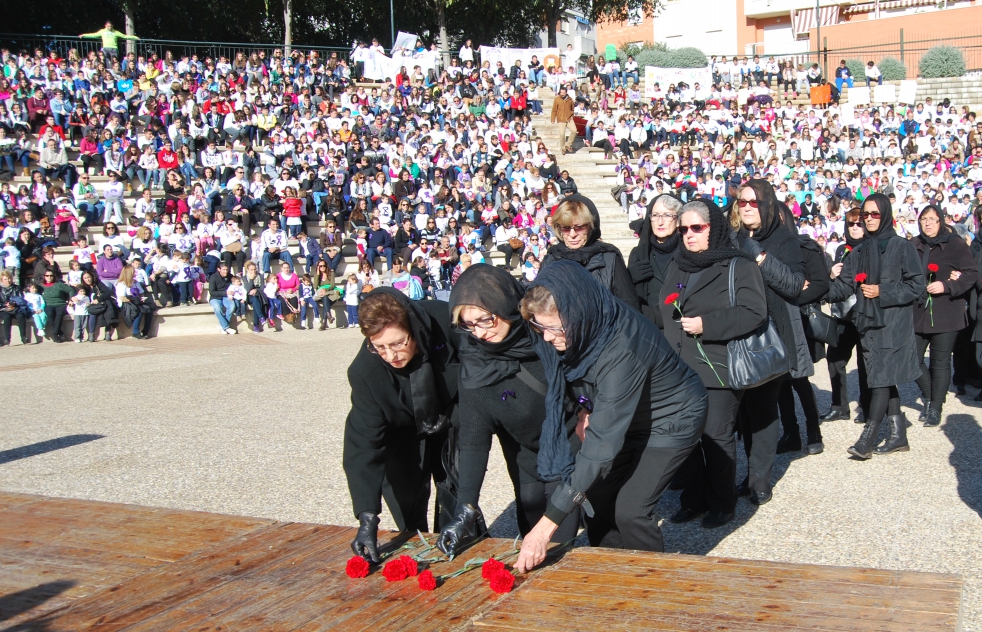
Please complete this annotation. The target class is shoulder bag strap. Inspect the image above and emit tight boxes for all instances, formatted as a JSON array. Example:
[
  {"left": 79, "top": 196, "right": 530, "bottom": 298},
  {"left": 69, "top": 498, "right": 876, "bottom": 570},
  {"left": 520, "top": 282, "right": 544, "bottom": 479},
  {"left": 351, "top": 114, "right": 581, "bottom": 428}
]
[
  {"left": 728, "top": 257, "right": 737, "bottom": 308},
  {"left": 514, "top": 363, "right": 548, "bottom": 396}
]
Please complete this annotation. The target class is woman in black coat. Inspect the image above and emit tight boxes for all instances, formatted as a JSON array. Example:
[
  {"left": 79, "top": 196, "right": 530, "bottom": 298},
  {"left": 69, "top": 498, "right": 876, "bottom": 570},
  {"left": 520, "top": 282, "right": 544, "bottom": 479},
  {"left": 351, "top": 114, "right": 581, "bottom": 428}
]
[
  {"left": 436, "top": 265, "right": 581, "bottom": 558},
  {"left": 828, "top": 193, "right": 924, "bottom": 459},
  {"left": 659, "top": 201, "right": 767, "bottom": 529},
  {"left": 822, "top": 207, "right": 871, "bottom": 423},
  {"left": 80, "top": 269, "right": 119, "bottom": 342},
  {"left": 514, "top": 261, "right": 707, "bottom": 573},
  {"left": 911, "top": 204, "right": 978, "bottom": 426},
  {"left": 541, "top": 194, "right": 639, "bottom": 310},
  {"left": 628, "top": 193, "right": 683, "bottom": 327},
  {"left": 343, "top": 288, "right": 459, "bottom": 563},
  {"left": 732, "top": 179, "right": 807, "bottom": 505}
]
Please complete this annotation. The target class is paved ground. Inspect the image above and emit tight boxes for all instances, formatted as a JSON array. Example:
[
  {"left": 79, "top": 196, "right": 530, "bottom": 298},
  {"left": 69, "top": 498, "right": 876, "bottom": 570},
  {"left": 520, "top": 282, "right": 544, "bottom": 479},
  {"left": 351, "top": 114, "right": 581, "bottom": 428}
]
[{"left": 1, "top": 329, "right": 980, "bottom": 629}]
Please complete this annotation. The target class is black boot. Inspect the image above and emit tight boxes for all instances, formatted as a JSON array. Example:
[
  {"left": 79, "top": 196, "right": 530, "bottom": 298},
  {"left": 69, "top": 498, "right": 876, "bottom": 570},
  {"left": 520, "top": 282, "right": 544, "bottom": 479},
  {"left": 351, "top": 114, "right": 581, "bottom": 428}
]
[
  {"left": 776, "top": 433, "right": 802, "bottom": 454},
  {"left": 847, "top": 417, "right": 883, "bottom": 460},
  {"left": 874, "top": 413, "right": 910, "bottom": 455},
  {"left": 923, "top": 407, "right": 942, "bottom": 428},
  {"left": 819, "top": 407, "right": 849, "bottom": 422},
  {"left": 917, "top": 400, "right": 931, "bottom": 422},
  {"left": 806, "top": 433, "right": 824, "bottom": 455}
]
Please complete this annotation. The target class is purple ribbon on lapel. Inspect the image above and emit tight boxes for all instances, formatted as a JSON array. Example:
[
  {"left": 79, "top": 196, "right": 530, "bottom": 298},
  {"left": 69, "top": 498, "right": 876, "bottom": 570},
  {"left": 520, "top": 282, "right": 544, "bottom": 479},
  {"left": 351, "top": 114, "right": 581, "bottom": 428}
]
[{"left": 501, "top": 390, "right": 516, "bottom": 401}]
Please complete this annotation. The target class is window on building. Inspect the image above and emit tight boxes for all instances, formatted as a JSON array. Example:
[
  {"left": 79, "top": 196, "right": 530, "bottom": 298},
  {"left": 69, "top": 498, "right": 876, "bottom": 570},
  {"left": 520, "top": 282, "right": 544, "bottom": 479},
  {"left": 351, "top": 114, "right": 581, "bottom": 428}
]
[{"left": 561, "top": 18, "right": 570, "bottom": 34}]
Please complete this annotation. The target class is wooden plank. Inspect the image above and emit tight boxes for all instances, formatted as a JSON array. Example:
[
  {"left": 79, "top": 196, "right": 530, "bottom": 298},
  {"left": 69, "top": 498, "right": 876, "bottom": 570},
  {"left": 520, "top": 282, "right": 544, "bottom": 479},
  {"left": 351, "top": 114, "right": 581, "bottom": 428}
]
[{"left": 0, "top": 490, "right": 42, "bottom": 512}]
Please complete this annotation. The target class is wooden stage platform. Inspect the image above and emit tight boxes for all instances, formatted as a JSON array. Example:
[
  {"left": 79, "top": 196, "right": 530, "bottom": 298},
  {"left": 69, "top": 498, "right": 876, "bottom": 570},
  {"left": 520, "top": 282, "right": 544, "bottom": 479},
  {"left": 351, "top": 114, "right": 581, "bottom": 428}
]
[{"left": 0, "top": 492, "right": 964, "bottom": 631}]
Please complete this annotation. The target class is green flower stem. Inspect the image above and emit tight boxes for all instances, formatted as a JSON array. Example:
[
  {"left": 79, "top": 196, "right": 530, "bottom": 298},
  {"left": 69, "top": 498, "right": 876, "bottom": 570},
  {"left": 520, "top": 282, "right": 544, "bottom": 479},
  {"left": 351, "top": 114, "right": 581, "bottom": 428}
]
[{"left": 674, "top": 300, "right": 725, "bottom": 387}]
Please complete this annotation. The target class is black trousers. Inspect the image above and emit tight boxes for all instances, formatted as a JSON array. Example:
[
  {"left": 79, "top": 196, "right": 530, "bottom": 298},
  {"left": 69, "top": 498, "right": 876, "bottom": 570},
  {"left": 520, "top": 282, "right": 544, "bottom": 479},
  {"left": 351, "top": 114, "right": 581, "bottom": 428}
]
[
  {"left": 826, "top": 320, "right": 869, "bottom": 414},
  {"left": 381, "top": 431, "right": 446, "bottom": 533},
  {"left": 679, "top": 388, "right": 742, "bottom": 514},
  {"left": 0, "top": 310, "right": 27, "bottom": 344},
  {"left": 585, "top": 441, "right": 697, "bottom": 552},
  {"left": 951, "top": 326, "right": 979, "bottom": 387},
  {"left": 914, "top": 330, "right": 959, "bottom": 409},
  {"left": 778, "top": 377, "right": 821, "bottom": 442},
  {"left": 738, "top": 378, "right": 782, "bottom": 494},
  {"left": 496, "top": 243, "right": 523, "bottom": 269},
  {"left": 44, "top": 304, "right": 68, "bottom": 340}
]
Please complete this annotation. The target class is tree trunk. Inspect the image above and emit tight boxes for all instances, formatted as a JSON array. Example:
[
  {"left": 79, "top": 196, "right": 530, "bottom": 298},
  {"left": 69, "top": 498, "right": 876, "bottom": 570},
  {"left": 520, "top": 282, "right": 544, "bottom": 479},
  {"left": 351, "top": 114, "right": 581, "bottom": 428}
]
[
  {"left": 283, "top": 0, "right": 293, "bottom": 58},
  {"left": 546, "top": 0, "right": 562, "bottom": 48},
  {"left": 436, "top": 0, "right": 450, "bottom": 70},
  {"left": 124, "top": 0, "right": 136, "bottom": 56}
]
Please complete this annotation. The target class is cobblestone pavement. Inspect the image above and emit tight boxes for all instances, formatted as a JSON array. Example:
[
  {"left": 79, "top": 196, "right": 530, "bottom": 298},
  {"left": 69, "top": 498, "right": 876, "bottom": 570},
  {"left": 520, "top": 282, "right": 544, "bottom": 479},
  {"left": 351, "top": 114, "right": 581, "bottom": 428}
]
[{"left": 1, "top": 329, "right": 979, "bottom": 628}]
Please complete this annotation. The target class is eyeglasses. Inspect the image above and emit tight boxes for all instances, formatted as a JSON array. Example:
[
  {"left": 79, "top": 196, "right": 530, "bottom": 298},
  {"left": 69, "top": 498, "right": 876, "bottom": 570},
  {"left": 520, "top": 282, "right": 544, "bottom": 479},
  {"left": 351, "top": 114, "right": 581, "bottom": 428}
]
[
  {"left": 367, "top": 336, "right": 411, "bottom": 355},
  {"left": 650, "top": 213, "right": 676, "bottom": 223},
  {"left": 861, "top": 211, "right": 881, "bottom": 219},
  {"left": 736, "top": 199, "right": 759, "bottom": 208},
  {"left": 920, "top": 217, "right": 940, "bottom": 225},
  {"left": 679, "top": 223, "right": 710, "bottom": 235},
  {"left": 529, "top": 318, "right": 565, "bottom": 336},
  {"left": 558, "top": 223, "right": 590, "bottom": 234},
  {"left": 454, "top": 313, "right": 497, "bottom": 333},
  {"left": 847, "top": 221, "right": 863, "bottom": 227}
]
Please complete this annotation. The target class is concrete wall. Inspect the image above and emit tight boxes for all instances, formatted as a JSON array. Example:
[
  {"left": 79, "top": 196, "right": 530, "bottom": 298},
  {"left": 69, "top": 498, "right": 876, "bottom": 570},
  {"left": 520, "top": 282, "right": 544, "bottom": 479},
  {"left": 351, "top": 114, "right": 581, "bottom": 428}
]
[{"left": 597, "top": 0, "right": 738, "bottom": 55}]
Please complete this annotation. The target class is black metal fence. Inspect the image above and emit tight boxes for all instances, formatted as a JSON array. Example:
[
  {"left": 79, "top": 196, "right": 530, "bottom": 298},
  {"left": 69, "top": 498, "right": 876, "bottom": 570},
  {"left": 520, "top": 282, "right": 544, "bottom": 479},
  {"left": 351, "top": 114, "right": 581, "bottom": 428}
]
[{"left": 0, "top": 33, "right": 352, "bottom": 64}]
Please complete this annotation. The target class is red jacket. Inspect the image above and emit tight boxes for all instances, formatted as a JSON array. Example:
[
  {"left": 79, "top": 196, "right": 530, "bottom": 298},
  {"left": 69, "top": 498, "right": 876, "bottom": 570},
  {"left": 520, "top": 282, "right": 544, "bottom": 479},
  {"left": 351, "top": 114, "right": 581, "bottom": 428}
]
[
  {"left": 157, "top": 149, "right": 179, "bottom": 169},
  {"left": 283, "top": 197, "right": 303, "bottom": 218}
]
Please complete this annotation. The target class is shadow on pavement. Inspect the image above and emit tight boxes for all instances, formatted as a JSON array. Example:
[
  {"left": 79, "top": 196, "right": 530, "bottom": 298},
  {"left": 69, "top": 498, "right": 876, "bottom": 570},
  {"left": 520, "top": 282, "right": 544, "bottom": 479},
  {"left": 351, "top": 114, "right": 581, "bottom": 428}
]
[
  {"left": 0, "top": 579, "right": 76, "bottom": 628},
  {"left": 943, "top": 414, "right": 982, "bottom": 518},
  {"left": 0, "top": 435, "right": 105, "bottom": 466}
]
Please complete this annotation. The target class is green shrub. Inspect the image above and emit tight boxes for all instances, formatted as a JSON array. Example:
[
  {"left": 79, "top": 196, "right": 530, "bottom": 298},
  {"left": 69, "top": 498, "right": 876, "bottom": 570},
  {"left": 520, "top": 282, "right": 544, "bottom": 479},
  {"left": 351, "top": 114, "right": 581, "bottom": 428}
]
[
  {"left": 918, "top": 46, "right": 966, "bottom": 78},
  {"left": 618, "top": 41, "right": 667, "bottom": 61},
  {"left": 666, "top": 47, "right": 707, "bottom": 68},
  {"left": 845, "top": 59, "right": 866, "bottom": 83},
  {"left": 635, "top": 49, "right": 671, "bottom": 68},
  {"left": 878, "top": 57, "right": 907, "bottom": 81}
]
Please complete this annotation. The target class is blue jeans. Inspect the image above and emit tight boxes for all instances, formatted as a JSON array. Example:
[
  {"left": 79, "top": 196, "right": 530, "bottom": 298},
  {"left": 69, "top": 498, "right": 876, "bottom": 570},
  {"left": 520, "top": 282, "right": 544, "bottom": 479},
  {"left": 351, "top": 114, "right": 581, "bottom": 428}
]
[
  {"left": 866, "top": 76, "right": 883, "bottom": 87},
  {"left": 365, "top": 247, "right": 393, "bottom": 270},
  {"left": 222, "top": 297, "right": 236, "bottom": 323},
  {"left": 346, "top": 305, "right": 358, "bottom": 326},
  {"left": 836, "top": 77, "right": 854, "bottom": 92},
  {"left": 77, "top": 202, "right": 105, "bottom": 224},
  {"left": 210, "top": 298, "right": 230, "bottom": 329},
  {"left": 248, "top": 294, "right": 264, "bottom": 327},
  {"left": 176, "top": 281, "right": 193, "bottom": 304},
  {"left": 324, "top": 250, "right": 343, "bottom": 272},
  {"left": 261, "top": 250, "right": 293, "bottom": 273},
  {"left": 300, "top": 297, "right": 319, "bottom": 322},
  {"left": 529, "top": 68, "right": 544, "bottom": 85}
]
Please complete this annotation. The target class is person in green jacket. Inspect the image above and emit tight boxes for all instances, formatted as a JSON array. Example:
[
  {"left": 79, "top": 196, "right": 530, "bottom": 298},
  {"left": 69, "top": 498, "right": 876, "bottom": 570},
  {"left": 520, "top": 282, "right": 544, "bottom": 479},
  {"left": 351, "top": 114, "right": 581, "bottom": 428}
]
[
  {"left": 80, "top": 21, "right": 139, "bottom": 63},
  {"left": 40, "top": 273, "right": 72, "bottom": 343}
]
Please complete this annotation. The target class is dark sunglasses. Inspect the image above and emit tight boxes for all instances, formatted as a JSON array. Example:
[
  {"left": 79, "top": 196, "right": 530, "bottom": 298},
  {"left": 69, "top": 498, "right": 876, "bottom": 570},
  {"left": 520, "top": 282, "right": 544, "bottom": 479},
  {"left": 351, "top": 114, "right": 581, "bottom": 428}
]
[
  {"left": 847, "top": 221, "right": 863, "bottom": 227},
  {"left": 679, "top": 224, "right": 709, "bottom": 235},
  {"left": 860, "top": 212, "right": 881, "bottom": 219},
  {"left": 736, "top": 199, "right": 759, "bottom": 208}
]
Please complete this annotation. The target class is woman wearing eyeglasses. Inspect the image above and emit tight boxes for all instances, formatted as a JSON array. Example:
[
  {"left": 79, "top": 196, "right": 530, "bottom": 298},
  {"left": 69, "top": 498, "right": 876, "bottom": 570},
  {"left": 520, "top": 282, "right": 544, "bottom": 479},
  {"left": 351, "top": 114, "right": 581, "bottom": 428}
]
[
  {"left": 827, "top": 193, "right": 924, "bottom": 459},
  {"left": 541, "top": 195, "right": 639, "bottom": 310},
  {"left": 628, "top": 194, "right": 683, "bottom": 328},
  {"left": 513, "top": 260, "right": 706, "bottom": 573},
  {"left": 732, "top": 180, "right": 809, "bottom": 505},
  {"left": 910, "top": 204, "right": 978, "bottom": 427},
  {"left": 658, "top": 201, "right": 767, "bottom": 529},
  {"left": 436, "top": 265, "right": 581, "bottom": 558},
  {"left": 344, "top": 288, "right": 459, "bottom": 564}
]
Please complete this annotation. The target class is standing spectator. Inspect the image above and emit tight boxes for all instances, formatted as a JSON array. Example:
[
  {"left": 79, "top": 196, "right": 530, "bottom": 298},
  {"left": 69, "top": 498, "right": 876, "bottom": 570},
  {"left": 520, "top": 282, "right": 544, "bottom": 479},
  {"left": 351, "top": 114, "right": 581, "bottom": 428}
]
[
  {"left": 550, "top": 87, "right": 575, "bottom": 155},
  {"left": 79, "top": 20, "right": 139, "bottom": 63}
]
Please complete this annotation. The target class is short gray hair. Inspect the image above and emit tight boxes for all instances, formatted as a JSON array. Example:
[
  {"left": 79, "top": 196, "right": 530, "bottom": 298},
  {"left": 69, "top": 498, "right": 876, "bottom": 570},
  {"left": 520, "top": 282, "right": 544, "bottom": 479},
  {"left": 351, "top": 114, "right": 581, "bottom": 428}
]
[
  {"left": 680, "top": 200, "right": 711, "bottom": 223},
  {"left": 651, "top": 194, "right": 683, "bottom": 217}
]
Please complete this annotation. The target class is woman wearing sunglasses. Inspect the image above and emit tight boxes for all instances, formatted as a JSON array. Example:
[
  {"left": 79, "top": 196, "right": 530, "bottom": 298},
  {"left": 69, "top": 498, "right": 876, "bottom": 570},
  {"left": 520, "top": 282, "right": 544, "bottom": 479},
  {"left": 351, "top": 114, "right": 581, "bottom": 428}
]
[
  {"left": 514, "top": 260, "right": 707, "bottom": 573},
  {"left": 659, "top": 200, "right": 767, "bottom": 529},
  {"left": 437, "top": 265, "right": 581, "bottom": 558},
  {"left": 541, "top": 195, "right": 639, "bottom": 310},
  {"left": 343, "top": 288, "right": 459, "bottom": 564},
  {"left": 827, "top": 193, "right": 924, "bottom": 459},
  {"left": 732, "top": 179, "right": 809, "bottom": 505},
  {"left": 628, "top": 193, "right": 683, "bottom": 328}
]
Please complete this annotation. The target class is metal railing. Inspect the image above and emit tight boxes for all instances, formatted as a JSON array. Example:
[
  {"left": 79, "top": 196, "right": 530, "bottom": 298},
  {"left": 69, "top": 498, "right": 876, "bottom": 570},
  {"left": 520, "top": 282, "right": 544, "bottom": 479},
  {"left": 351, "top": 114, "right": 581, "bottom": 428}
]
[{"left": 0, "top": 33, "right": 353, "bottom": 64}]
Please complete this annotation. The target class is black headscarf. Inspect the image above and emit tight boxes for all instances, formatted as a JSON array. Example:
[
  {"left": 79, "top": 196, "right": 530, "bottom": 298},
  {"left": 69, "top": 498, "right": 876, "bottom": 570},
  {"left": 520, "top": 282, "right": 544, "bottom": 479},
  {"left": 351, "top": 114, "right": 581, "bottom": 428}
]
[
  {"left": 364, "top": 287, "right": 454, "bottom": 434},
  {"left": 527, "top": 260, "right": 620, "bottom": 483},
  {"left": 675, "top": 200, "right": 752, "bottom": 273},
  {"left": 448, "top": 264, "right": 537, "bottom": 389},
  {"left": 916, "top": 204, "right": 953, "bottom": 248},
  {"left": 736, "top": 179, "right": 784, "bottom": 243},
  {"left": 546, "top": 194, "right": 621, "bottom": 266},
  {"left": 852, "top": 193, "right": 896, "bottom": 333},
  {"left": 636, "top": 193, "right": 681, "bottom": 270}
]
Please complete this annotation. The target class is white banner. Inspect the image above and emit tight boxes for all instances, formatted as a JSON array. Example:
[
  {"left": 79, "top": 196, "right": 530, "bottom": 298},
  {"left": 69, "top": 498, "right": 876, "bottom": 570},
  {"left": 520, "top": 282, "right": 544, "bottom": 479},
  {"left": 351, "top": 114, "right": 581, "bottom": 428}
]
[
  {"left": 363, "top": 49, "right": 437, "bottom": 81},
  {"left": 392, "top": 31, "right": 419, "bottom": 56},
  {"left": 873, "top": 83, "right": 896, "bottom": 104},
  {"left": 898, "top": 80, "right": 918, "bottom": 105},
  {"left": 479, "top": 46, "right": 561, "bottom": 72},
  {"left": 848, "top": 86, "right": 870, "bottom": 106},
  {"left": 643, "top": 66, "right": 713, "bottom": 97}
]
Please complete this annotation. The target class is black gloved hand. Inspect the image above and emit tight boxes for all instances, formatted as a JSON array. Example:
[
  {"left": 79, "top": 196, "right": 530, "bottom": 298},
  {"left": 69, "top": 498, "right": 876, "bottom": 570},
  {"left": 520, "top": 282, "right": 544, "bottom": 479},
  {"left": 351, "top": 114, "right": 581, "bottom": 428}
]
[
  {"left": 436, "top": 503, "right": 487, "bottom": 557},
  {"left": 741, "top": 237, "right": 764, "bottom": 258},
  {"left": 629, "top": 259, "right": 654, "bottom": 284},
  {"left": 351, "top": 511, "right": 381, "bottom": 563}
]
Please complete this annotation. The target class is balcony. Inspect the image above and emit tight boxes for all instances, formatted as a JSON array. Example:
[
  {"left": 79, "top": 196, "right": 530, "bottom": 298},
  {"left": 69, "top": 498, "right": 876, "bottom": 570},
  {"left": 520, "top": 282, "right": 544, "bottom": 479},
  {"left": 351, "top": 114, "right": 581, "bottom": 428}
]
[{"left": 744, "top": 0, "right": 844, "bottom": 19}]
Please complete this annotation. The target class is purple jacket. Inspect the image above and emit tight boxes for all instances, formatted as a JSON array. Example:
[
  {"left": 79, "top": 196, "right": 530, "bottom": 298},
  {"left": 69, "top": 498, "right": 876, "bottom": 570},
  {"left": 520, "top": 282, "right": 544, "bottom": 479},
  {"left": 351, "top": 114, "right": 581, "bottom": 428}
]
[{"left": 96, "top": 255, "right": 124, "bottom": 282}]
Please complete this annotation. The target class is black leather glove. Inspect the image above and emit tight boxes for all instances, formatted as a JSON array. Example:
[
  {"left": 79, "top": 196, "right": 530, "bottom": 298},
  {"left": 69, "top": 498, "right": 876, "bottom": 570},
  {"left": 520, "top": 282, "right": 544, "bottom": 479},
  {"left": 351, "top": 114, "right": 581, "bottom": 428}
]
[
  {"left": 629, "top": 259, "right": 654, "bottom": 284},
  {"left": 741, "top": 237, "right": 764, "bottom": 258},
  {"left": 351, "top": 512, "right": 380, "bottom": 563},
  {"left": 436, "top": 503, "right": 487, "bottom": 557}
]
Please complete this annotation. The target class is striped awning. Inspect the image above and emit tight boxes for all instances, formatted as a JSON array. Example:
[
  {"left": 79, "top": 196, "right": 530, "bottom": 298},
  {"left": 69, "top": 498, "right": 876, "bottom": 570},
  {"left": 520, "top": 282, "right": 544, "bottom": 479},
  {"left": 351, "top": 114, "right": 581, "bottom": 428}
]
[
  {"left": 792, "top": 6, "right": 841, "bottom": 38},
  {"left": 844, "top": 0, "right": 935, "bottom": 13}
]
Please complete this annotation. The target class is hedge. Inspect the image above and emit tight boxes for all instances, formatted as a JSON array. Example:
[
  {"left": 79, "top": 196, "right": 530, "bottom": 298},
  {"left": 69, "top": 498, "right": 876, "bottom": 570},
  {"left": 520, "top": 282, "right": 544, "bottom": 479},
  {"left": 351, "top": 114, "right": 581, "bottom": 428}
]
[{"left": 919, "top": 46, "right": 966, "bottom": 78}]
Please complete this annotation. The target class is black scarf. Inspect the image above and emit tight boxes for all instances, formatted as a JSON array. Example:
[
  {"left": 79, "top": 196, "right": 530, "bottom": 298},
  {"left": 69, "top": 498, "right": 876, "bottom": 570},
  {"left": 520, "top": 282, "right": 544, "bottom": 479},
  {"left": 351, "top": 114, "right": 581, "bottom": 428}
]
[
  {"left": 547, "top": 193, "right": 621, "bottom": 266},
  {"left": 636, "top": 194, "right": 681, "bottom": 275},
  {"left": 368, "top": 287, "right": 454, "bottom": 434},
  {"left": 916, "top": 205, "right": 953, "bottom": 248},
  {"left": 736, "top": 179, "right": 785, "bottom": 244},
  {"left": 448, "top": 264, "right": 537, "bottom": 389},
  {"left": 852, "top": 193, "right": 895, "bottom": 333},
  {"left": 528, "top": 260, "right": 619, "bottom": 483},
  {"left": 675, "top": 200, "right": 752, "bottom": 273}
]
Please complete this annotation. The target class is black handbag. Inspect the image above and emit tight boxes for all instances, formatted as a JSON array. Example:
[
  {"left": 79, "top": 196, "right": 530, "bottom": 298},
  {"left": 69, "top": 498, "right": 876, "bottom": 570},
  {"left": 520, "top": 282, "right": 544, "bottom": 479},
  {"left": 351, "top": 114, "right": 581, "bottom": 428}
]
[
  {"left": 802, "top": 303, "right": 838, "bottom": 346},
  {"left": 725, "top": 259, "right": 791, "bottom": 390}
]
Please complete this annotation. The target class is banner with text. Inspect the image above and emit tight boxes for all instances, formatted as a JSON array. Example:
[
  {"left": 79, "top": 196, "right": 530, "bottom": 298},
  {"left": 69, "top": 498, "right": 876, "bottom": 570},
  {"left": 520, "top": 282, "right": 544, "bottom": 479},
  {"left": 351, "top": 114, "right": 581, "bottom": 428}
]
[
  {"left": 643, "top": 66, "right": 713, "bottom": 97},
  {"left": 363, "top": 49, "right": 437, "bottom": 81}
]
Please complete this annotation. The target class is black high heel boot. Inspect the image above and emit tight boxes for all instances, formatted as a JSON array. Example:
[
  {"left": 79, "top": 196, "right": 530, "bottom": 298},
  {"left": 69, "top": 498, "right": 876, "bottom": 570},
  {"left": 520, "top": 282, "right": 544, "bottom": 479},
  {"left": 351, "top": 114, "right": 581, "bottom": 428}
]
[
  {"left": 847, "top": 417, "right": 883, "bottom": 460},
  {"left": 874, "top": 413, "right": 910, "bottom": 454}
]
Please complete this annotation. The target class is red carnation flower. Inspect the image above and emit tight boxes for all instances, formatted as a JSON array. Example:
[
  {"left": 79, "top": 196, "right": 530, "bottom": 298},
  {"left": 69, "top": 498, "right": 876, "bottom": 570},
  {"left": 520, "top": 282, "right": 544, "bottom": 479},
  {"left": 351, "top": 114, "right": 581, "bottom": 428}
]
[
  {"left": 382, "top": 558, "right": 410, "bottom": 582},
  {"left": 928, "top": 263, "right": 939, "bottom": 273},
  {"left": 855, "top": 273, "right": 868, "bottom": 283},
  {"left": 417, "top": 569, "right": 437, "bottom": 591},
  {"left": 844, "top": 245, "right": 852, "bottom": 252},
  {"left": 346, "top": 555, "right": 370, "bottom": 579},
  {"left": 482, "top": 558, "right": 505, "bottom": 580},
  {"left": 489, "top": 569, "right": 515, "bottom": 594},
  {"left": 398, "top": 555, "right": 418, "bottom": 578},
  {"left": 664, "top": 292, "right": 680, "bottom": 305}
]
